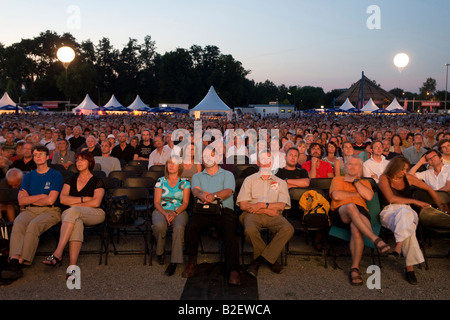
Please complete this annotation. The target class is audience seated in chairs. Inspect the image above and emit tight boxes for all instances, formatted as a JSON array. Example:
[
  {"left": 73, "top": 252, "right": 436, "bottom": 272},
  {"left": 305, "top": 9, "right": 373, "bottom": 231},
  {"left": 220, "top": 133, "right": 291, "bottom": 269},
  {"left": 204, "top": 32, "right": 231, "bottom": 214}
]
[
  {"left": 182, "top": 147, "right": 241, "bottom": 286},
  {"left": 378, "top": 155, "right": 444, "bottom": 285},
  {"left": 237, "top": 149, "right": 293, "bottom": 278},
  {"left": 42, "top": 151, "right": 105, "bottom": 283},
  {"left": 179, "top": 142, "right": 202, "bottom": 181},
  {"left": 152, "top": 155, "right": 190, "bottom": 276},
  {"left": 329, "top": 155, "right": 390, "bottom": 286},
  {"left": 94, "top": 140, "right": 122, "bottom": 177},
  {"left": 408, "top": 150, "right": 450, "bottom": 212},
  {"left": 0, "top": 168, "right": 24, "bottom": 222},
  {"left": 51, "top": 138, "right": 75, "bottom": 170},
  {"left": 2, "top": 146, "right": 63, "bottom": 281}
]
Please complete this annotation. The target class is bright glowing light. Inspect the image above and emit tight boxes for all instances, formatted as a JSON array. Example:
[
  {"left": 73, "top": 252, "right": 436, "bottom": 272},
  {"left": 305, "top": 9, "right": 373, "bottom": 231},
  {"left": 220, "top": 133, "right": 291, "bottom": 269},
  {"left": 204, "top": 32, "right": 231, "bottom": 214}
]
[
  {"left": 393, "top": 53, "right": 409, "bottom": 72},
  {"left": 57, "top": 46, "right": 75, "bottom": 64}
]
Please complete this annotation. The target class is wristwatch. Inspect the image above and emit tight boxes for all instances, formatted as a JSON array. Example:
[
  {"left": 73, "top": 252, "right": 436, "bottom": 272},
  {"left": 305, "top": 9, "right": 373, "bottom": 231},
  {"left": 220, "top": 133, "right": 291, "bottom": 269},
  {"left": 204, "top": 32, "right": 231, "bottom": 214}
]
[
  {"left": 352, "top": 179, "right": 360, "bottom": 185},
  {"left": 266, "top": 202, "right": 269, "bottom": 209},
  {"left": 213, "top": 193, "right": 217, "bottom": 198}
]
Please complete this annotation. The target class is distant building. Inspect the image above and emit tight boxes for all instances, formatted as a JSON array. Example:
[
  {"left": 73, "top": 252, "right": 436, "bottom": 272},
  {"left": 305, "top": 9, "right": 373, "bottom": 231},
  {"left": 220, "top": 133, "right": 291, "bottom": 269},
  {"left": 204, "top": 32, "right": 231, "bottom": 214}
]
[{"left": 235, "top": 104, "right": 295, "bottom": 118}]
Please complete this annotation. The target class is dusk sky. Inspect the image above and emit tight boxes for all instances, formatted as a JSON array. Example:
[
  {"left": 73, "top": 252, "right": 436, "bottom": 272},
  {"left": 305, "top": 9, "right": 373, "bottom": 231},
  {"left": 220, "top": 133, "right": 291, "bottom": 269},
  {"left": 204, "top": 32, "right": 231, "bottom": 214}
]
[{"left": 2, "top": 0, "right": 449, "bottom": 94}]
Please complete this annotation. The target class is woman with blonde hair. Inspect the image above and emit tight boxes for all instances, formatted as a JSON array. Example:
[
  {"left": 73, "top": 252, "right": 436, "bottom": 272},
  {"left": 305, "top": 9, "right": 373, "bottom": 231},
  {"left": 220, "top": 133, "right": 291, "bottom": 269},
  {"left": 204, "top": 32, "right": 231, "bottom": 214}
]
[{"left": 152, "top": 155, "right": 190, "bottom": 276}]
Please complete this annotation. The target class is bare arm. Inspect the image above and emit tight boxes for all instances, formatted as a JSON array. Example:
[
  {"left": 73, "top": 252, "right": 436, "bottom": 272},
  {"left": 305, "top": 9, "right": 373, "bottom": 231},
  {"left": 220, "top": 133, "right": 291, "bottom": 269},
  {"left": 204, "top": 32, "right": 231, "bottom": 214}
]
[
  {"left": 239, "top": 200, "right": 286, "bottom": 216},
  {"left": 378, "top": 174, "right": 429, "bottom": 208},
  {"left": 19, "top": 190, "right": 60, "bottom": 207},
  {"left": 286, "top": 178, "right": 310, "bottom": 189},
  {"left": 407, "top": 174, "right": 444, "bottom": 208}
]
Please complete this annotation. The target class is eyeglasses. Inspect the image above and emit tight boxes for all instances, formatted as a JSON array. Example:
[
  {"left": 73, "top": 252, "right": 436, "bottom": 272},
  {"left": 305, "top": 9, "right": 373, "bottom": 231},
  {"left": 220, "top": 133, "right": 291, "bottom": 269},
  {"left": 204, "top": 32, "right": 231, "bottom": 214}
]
[{"left": 32, "top": 152, "right": 47, "bottom": 158}]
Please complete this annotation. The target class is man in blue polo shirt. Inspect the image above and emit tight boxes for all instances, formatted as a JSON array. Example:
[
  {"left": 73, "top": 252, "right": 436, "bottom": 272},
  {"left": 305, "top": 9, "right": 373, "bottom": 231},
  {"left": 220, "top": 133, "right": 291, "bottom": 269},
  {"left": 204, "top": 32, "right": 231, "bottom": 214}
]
[
  {"left": 182, "top": 147, "right": 241, "bottom": 286},
  {"left": 2, "top": 146, "right": 63, "bottom": 280}
]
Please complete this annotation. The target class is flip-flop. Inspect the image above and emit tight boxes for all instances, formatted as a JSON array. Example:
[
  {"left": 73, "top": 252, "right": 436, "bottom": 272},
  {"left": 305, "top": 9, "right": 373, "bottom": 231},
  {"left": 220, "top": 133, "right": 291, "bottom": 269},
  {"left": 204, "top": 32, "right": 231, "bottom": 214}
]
[{"left": 348, "top": 268, "right": 363, "bottom": 286}]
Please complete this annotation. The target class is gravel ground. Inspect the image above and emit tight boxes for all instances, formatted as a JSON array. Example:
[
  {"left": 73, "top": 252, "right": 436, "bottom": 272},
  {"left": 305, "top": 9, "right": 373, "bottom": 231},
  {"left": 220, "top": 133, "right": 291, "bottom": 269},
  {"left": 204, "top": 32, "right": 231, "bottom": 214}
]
[{"left": 1, "top": 229, "right": 448, "bottom": 303}]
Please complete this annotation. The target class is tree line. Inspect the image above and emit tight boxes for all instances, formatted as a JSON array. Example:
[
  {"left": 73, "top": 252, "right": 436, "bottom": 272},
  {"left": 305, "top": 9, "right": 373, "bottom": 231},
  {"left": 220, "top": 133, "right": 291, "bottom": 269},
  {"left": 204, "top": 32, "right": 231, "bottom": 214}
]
[{"left": 0, "top": 30, "right": 445, "bottom": 110}]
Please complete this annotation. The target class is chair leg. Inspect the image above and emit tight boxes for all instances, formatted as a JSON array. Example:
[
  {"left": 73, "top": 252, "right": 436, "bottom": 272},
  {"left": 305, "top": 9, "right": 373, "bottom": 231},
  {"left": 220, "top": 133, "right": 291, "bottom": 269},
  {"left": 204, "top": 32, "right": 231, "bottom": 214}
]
[{"left": 417, "top": 226, "right": 429, "bottom": 270}]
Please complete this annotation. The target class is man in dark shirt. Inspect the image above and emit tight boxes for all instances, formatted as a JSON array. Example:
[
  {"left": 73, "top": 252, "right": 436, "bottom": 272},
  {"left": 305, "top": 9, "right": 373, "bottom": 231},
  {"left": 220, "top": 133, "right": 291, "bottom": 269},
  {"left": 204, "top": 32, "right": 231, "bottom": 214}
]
[
  {"left": 10, "top": 142, "right": 36, "bottom": 173},
  {"left": 276, "top": 147, "right": 310, "bottom": 189},
  {"left": 276, "top": 147, "right": 310, "bottom": 216},
  {"left": 133, "top": 129, "right": 153, "bottom": 161},
  {"left": 68, "top": 126, "right": 86, "bottom": 152},
  {"left": 111, "top": 132, "right": 135, "bottom": 166}
]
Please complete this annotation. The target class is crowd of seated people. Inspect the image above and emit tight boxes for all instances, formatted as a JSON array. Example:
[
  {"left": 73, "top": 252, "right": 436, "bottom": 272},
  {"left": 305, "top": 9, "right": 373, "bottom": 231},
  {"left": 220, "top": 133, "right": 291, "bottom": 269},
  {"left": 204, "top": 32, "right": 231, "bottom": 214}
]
[{"left": 0, "top": 111, "right": 448, "bottom": 287}]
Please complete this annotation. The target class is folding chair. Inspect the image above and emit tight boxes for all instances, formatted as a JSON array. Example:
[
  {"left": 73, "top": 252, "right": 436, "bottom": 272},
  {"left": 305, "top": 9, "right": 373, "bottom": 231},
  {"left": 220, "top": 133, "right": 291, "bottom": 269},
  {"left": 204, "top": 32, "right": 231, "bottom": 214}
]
[
  {"left": 108, "top": 170, "right": 138, "bottom": 186},
  {"left": 122, "top": 164, "right": 147, "bottom": 176},
  {"left": 141, "top": 170, "right": 165, "bottom": 181},
  {"left": 128, "top": 160, "right": 149, "bottom": 168},
  {"left": 123, "top": 177, "right": 157, "bottom": 207},
  {"left": 102, "top": 187, "right": 151, "bottom": 265},
  {"left": 413, "top": 189, "right": 450, "bottom": 270},
  {"left": 328, "top": 178, "right": 383, "bottom": 269},
  {"left": 284, "top": 186, "right": 330, "bottom": 268},
  {"left": 234, "top": 164, "right": 258, "bottom": 179},
  {"left": 148, "top": 165, "right": 165, "bottom": 173}
]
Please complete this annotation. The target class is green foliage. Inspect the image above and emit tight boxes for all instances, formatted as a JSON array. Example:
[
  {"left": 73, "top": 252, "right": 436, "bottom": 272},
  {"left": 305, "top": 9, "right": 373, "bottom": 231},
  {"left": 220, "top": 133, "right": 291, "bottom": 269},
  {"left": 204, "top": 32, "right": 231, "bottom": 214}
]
[{"left": 0, "top": 30, "right": 433, "bottom": 110}]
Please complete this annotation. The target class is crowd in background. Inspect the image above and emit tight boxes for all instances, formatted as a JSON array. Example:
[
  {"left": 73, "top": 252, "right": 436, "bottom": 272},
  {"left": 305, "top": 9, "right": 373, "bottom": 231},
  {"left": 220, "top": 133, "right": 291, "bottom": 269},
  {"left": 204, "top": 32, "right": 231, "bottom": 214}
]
[{"left": 0, "top": 111, "right": 449, "bottom": 286}]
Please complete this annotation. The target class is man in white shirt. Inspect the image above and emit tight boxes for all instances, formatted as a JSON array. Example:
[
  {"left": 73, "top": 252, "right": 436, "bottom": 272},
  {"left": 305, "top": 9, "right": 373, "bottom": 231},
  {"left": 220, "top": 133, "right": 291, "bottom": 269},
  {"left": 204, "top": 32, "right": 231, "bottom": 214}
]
[
  {"left": 148, "top": 135, "right": 172, "bottom": 169},
  {"left": 409, "top": 149, "right": 450, "bottom": 212},
  {"left": 437, "top": 139, "right": 450, "bottom": 165},
  {"left": 362, "top": 140, "right": 390, "bottom": 183}
]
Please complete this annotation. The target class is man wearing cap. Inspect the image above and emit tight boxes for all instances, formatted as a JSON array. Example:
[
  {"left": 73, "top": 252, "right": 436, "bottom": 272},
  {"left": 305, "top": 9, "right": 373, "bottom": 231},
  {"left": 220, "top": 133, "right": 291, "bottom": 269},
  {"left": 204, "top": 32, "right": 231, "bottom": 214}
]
[{"left": 107, "top": 134, "right": 117, "bottom": 151}]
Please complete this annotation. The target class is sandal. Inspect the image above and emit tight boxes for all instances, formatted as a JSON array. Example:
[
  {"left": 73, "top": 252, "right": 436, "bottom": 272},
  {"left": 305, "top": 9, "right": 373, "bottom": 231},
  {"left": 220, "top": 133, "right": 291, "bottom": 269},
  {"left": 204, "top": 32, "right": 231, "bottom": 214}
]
[
  {"left": 348, "top": 268, "right": 363, "bottom": 286},
  {"left": 42, "top": 254, "right": 62, "bottom": 267},
  {"left": 374, "top": 237, "right": 390, "bottom": 255}
]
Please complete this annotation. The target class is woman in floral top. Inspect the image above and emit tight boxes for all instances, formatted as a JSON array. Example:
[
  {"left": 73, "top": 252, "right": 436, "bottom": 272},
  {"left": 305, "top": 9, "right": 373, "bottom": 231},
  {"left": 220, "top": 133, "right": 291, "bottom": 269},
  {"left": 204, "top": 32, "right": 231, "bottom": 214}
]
[{"left": 152, "top": 155, "right": 190, "bottom": 276}]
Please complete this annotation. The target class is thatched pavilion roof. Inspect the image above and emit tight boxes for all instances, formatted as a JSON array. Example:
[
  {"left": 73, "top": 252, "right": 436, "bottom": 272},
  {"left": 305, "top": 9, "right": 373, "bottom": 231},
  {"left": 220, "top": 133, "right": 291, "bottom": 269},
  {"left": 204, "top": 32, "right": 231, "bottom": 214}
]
[{"left": 336, "top": 75, "right": 398, "bottom": 106}]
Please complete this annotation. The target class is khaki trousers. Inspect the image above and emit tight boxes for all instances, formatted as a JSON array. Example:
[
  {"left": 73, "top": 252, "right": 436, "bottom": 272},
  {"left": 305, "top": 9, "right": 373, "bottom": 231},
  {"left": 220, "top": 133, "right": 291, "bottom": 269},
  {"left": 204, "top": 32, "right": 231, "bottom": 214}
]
[
  {"left": 152, "top": 209, "right": 188, "bottom": 264},
  {"left": 240, "top": 212, "right": 294, "bottom": 264},
  {"left": 10, "top": 206, "right": 61, "bottom": 264},
  {"left": 61, "top": 206, "right": 105, "bottom": 242}
]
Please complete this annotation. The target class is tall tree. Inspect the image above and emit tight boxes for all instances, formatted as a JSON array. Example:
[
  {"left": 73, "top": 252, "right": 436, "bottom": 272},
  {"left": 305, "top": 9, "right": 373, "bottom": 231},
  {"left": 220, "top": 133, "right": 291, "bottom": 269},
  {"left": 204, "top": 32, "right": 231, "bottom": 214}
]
[{"left": 419, "top": 77, "right": 437, "bottom": 99}]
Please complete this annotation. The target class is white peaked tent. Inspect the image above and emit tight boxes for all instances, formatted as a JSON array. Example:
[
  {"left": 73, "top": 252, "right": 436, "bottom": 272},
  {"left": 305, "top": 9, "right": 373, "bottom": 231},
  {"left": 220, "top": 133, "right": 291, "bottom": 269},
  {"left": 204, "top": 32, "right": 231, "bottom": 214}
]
[
  {"left": 127, "top": 95, "right": 151, "bottom": 111},
  {"left": 0, "top": 92, "right": 23, "bottom": 113},
  {"left": 104, "top": 94, "right": 124, "bottom": 109},
  {"left": 386, "top": 98, "right": 404, "bottom": 111},
  {"left": 338, "top": 98, "right": 355, "bottom": 111},
  {"left": 190, "top": 86, "right": 232, "bottom": 120},
  {"left": 0, "top": 92, "right": 16, "bottom": 107},
  {"left": 72, "top": 94, "right": 99, "bottom": 115},
  {"left": 361, "top": 98, "right": 379, "bottom": 112}
]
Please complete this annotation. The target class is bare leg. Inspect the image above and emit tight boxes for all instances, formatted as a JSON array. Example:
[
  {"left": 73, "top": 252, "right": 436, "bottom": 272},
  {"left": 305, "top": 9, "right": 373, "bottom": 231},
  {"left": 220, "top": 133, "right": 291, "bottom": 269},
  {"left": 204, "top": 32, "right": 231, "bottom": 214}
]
[
  {"left": 68, "top": 241, "right": 82, "bottom": 266},
  {"left": 339, "top": 203, "right": 389, "bottom": 252},
  {"left": 52, "top": 221, "right": 75, "bottom": 260}
]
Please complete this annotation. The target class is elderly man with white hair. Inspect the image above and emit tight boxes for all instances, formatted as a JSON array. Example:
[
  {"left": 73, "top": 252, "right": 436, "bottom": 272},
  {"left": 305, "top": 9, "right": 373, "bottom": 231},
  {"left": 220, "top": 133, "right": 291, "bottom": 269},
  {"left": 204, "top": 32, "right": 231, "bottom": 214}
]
[{"left": 0, "top": 168, "right": 24, "bottom": 221}]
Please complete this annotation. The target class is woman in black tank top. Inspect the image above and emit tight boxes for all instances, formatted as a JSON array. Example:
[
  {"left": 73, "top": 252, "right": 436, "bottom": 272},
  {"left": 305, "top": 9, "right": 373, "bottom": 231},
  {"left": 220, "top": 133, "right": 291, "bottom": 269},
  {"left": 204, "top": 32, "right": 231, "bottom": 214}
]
[{"left": 378, "top": 156, "right": 443, "bottom": 285}]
